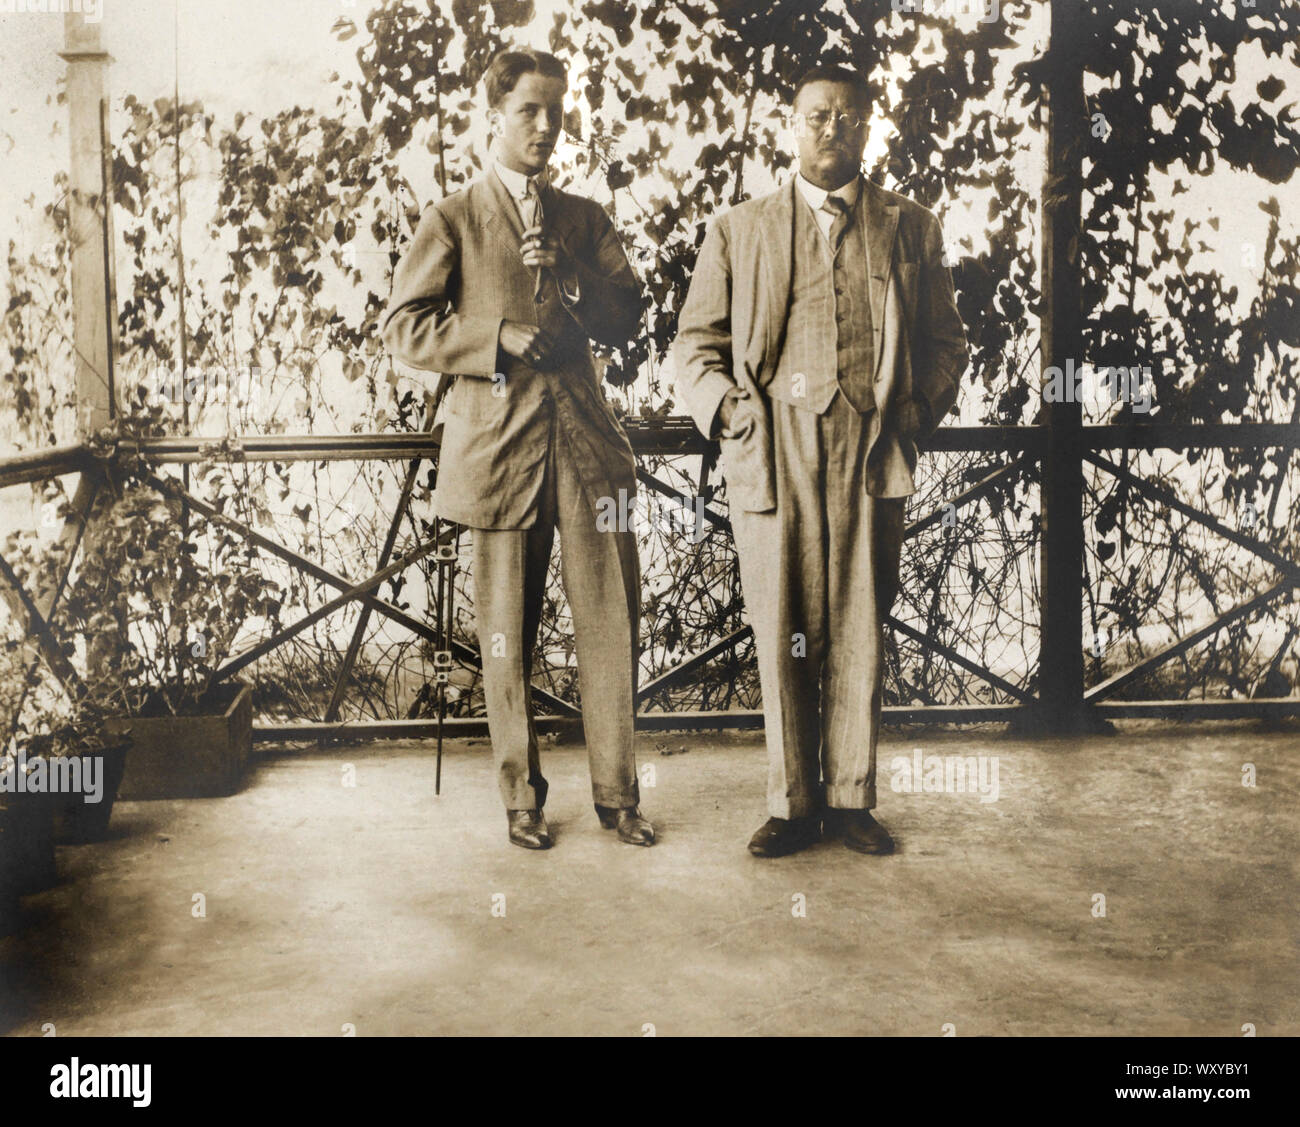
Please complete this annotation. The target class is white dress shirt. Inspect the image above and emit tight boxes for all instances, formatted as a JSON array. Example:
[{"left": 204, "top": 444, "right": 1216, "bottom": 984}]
[
  {"left": 795, "top": 172, "right": 862, "bottom": 244},
  {"left": 492, "top": 158, "right": 580, "bottom": 302},
  {"left": 493, "top": 159, "right": 547, "bottom": 225}
]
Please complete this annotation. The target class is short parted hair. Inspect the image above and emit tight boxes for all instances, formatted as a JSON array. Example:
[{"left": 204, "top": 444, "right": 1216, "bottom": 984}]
[
  {"left": 791, "top": 64, "right": 870, "bottom": 110},
  {"left": 484, "top": 49, "right": 568, "bottom": 109}
]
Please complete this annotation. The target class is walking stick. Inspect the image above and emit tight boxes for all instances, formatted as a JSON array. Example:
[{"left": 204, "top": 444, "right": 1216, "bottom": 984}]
[
  {"left": 433, "top": 523, "right": 459, "bottom": 796},
  {"left": 427, "top": 369, "right": 458, "bottom": 796}
]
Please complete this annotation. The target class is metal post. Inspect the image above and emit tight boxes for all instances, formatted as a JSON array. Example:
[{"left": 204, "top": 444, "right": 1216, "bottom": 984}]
[{"left": 1032, "top": 0, "right": 1102, "bottom": 733}]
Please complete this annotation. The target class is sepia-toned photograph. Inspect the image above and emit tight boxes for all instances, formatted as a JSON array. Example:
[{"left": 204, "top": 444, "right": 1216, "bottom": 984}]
[{"left": 0, "top": 0, "right": 1296, "bottom": 1088}]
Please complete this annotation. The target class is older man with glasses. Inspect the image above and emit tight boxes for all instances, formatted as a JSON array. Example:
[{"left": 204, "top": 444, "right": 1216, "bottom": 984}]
[{"left": 672, "top": 63, "right": 969, "bottom": 859}]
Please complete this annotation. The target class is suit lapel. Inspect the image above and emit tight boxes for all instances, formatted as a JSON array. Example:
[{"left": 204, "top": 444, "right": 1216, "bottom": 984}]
[
  {"left": 758, "top": 180, "right": 797, "bottom": 361},
  {"left": 480, "top": 171, "right": 583, "bottom": 270},
  {"left": 539, "top": 182, "right": 580, "bottom": 251},
  {"left": 860, "top": 178, "right": 899, "bottom": 376},
  {"left": 479, "top": 169, "right": 526, "bottom": 249}
]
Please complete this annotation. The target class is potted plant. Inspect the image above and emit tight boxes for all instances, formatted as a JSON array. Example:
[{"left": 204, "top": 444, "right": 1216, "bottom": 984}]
[
  {"left": 28, "top": 712, "right": 134, "bottom": 845},
  {"left": 0, "top": 660, "right": 131, "bottom": 938},
  {"left": 0, "top": 637, "right": 58, "bottom": 932},
  {"left": 8, "top": 400, "right": 284, "bottom": 800},
  {"left": 0, "top": 755, "right": 57, "bottom": 924},
  {"left": 0, "top": 781, "right": 55, "bottom": 936}
]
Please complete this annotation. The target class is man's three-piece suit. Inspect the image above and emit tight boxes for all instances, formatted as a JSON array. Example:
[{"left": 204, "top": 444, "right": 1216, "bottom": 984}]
[
  {"left": 382, "top": 166, "right": 644, "bottom": 811},
  {"left": 673, "top": 175, "right": 969, "bottom": 818}
]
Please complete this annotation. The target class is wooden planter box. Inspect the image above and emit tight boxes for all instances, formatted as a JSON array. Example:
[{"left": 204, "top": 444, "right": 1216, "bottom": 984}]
[{"left": 107, "top": 682, "right": 252, "bottom": 800}]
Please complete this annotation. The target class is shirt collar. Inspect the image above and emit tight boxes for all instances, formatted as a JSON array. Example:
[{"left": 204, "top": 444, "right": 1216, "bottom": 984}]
[
  {"left": 493, "top": 158, "right": 547, "bottom": 202},
  {"left": 795, "top": 172, "right": 861, "bottom": 213}
]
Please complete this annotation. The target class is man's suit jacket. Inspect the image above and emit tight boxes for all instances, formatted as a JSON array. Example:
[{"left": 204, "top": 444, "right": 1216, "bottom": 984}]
[
  {"left": 671, "top": 177, "right": 969, "bottom": 510},
  {"left": 382, "top": 170, "right": 644, "bottom": 529}
]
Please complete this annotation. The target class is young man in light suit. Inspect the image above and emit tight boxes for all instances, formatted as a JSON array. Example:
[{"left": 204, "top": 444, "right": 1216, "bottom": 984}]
[
  {"left": 672, "top": 64, "right": 969, "bottom": 858},
  {"left": 383, "top": 48, "right": 654, "bottom": 850}
]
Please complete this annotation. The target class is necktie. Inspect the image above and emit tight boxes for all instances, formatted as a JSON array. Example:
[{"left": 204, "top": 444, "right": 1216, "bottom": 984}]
[
  {"left": 823, "top": 194, "right": 851, "bottom": 252},
  {"left": 522, "top": 178, "right": 546, "bottom": 298},
  {"left": 521, "top": 177, "right": 544, "bottom": 231}
]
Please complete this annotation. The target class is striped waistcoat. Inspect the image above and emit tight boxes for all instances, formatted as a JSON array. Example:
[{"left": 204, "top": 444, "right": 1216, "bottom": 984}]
[{"left": 769, "top": 190, "right": 875, "bottom": 414}]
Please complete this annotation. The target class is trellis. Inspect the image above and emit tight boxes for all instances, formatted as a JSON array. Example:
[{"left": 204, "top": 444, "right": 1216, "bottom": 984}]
[{"left": 2, "top": 4, "right": 1298, "bottom": 751}]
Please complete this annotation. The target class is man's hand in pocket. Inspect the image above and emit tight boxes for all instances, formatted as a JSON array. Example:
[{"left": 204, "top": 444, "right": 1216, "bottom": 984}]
[{"left": 717, "top": 387, "right": 757, "bottom": 437}]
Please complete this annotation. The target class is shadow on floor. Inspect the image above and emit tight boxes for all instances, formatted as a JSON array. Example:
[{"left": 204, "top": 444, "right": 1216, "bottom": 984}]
[{"left": 2, "top": 722, "right": 1297, "bottom": 1035}]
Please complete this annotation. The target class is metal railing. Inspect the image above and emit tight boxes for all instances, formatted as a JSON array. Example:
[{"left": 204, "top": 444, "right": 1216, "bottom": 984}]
[{"left": 3, "top": 416, "right": 1297, "bottom": 746}]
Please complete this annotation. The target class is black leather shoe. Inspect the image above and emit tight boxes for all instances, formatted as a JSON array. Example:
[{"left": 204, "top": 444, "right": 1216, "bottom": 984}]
[
  {"left": 507, "top": 808, "right": 552, "bottom": 850},
  {"left": 595, "top": 804, "right": 656, "bottom": 846},
  {"left": 836, "top": 810, "right": 895, "bottom": 855},
  {"left": 747, "top": 816, "right": 821, "bottom": 858}
]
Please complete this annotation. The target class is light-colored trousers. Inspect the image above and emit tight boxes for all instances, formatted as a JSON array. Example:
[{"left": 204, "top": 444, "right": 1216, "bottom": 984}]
[
  {"left": 731, "top": 390, "right": 905, "bottom": 819},
  {"left": 470, "top": 433, "right": 641, "bottom": 811}
]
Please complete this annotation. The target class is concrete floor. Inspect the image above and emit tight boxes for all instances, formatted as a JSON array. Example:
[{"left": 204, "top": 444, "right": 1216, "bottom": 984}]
[{"left": 2, "top": 722, "right": 1297, "bottom": 1036}]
